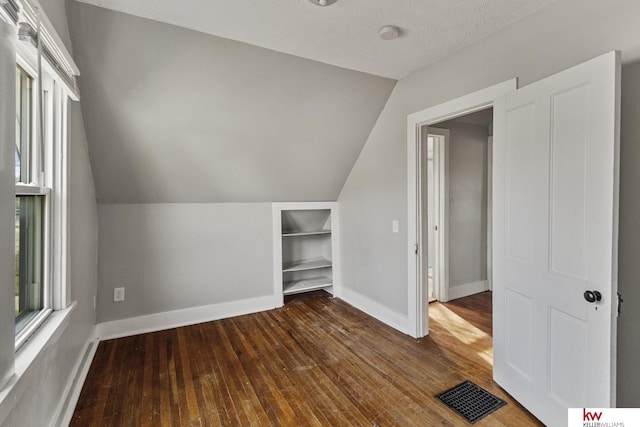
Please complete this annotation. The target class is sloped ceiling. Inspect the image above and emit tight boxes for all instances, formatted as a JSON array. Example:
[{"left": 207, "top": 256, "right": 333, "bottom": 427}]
[
  {"left": 72, "top": 0, "right": 558, "bottom": 79},
  {"left": 68, "top": 2, "right": 396, "bottom": 203}
]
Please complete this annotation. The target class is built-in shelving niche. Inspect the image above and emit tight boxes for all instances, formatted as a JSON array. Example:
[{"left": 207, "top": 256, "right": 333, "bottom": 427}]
[{"left": 272, "top": 203, "right": 339, "bottom": 306}]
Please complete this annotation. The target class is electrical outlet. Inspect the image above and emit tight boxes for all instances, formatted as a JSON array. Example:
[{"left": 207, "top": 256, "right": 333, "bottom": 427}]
[
  {"left": 93, "top": 295, "right": 97, "bottom": 309},
  {"left": 114, "top": 287, "right": 125, "bottom": 302},
  {"left": 392, "top": 220, "right": 399, "bottom": 233}
]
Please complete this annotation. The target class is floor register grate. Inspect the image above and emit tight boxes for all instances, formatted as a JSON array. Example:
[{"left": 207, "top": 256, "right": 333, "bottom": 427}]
[{"left": 436, "top": 380, "right": 507, "bottom": 424}]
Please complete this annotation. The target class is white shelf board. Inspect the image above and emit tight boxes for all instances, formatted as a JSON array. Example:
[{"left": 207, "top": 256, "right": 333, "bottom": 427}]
[
  {"left": 283, "top": 276, "right": 332, "bottom": 295},
  {"left": 282, "top": 257, "right": 332, "bottom": 272},
  {"left": 282, "top": 229, "right": 331, "bottom": 237}
]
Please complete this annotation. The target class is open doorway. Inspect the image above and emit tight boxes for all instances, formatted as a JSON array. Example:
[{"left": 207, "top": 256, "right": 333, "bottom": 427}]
[
  {"left": 425, "top": 107, "right": 495, "bottom": 366},
  {"left": 406, "top": 79, "right": 516, "bottom": 339}
]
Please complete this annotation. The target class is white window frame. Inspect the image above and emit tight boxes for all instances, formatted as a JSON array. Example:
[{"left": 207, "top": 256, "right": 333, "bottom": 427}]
[{"left": 13, "top": 35, "right": 70, "bottom": 350}]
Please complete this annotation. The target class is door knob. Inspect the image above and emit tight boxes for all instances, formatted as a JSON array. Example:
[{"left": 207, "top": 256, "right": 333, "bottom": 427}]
[{"left": 584, "top": 290, "right": 602, "bottom": 303}]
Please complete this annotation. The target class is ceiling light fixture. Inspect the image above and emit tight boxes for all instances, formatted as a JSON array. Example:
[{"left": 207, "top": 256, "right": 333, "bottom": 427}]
[
  {"left": 379, "top": 25, "right": 401, "bottom": 40},
  {"left": 307, "top": 0, "right": 337, "bottom": 6}
]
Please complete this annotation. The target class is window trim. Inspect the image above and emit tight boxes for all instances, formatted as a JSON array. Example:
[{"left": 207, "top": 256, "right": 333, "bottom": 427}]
[
  {"left": 14, "top": 308, "right": 52, "bottom": 349},
  {"left": 13, "top": 33, "right": 70, "bottom": 350},
  {"left": 15, "top": 183, "right": 49, "bottom": 195},
  {"left": 51, "top": 81, "right": 69, "bottom": 311}
]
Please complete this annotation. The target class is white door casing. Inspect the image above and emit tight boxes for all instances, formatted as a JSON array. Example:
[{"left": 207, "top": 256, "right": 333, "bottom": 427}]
[
  {"left": 424, "top": 128, "right": 449, "bottom": 303},
  {"left": 407, "top": 79, "right": 517, "bottom": 338},
  {"left": 493, "top": 51, "right": 620, "bottom": 426},
  {"left": 487, "top": 136, "right": 493, "bottom": 291}
]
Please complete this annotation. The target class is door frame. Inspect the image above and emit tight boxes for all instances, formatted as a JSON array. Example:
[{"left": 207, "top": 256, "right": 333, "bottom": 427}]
[
  {"left": 487, "top": 136, "right": 493, "bottom": 291},
  {"left": 406, "top": 79, "right": 517, "bottom": 338},
  {"left": 423, "top": 128, "right": 449, "bottom": 303}
]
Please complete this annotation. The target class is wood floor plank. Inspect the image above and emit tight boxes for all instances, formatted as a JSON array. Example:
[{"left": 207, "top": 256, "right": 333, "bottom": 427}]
[
  {"left": 197, "top": 324, "right": 233, "bottom": 426},
  {"left": 186, "top": 326, "right": 217, "bottom": 427},
  {"left": 253, "top": 311, "right": 338, "bottom": 426},
  {"left": 295, "top": 299, "right": 461, "bottom": 425},
  {"left": 72, "top": 291, "right": 542, "bottom": 426},
  {"left": 214, "top": 319, "right": 266, "bottom": 426},
  {"left": 157, "top": 333, "right": 175, "bottom": 427},
  {"left": 225, "top": 316, "right": 299, "bottom": 425},
  {"left": 176, "top": 328, "right": 202, "bottom": 423},
  {"left": 265, "top": 306, "right": 372, "bottom": 425},
  {"left": 273, "top": 304, "right": 376, "bottom": 425},
  {"left": 282, "top": 302, "right": 409, "bottom": 425},
  {"left": 248, "top": 310, "right": 339, "bottom": 426}
]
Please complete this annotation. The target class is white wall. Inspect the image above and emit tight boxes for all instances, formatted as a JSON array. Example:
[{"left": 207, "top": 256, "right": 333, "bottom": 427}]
[
  {"left": 617, "top": 60, "right": 640, "bottom": 408},
  {"left": 338, "top": 0, "right": 640, "bottom": 405},
  {"left": 98, "top": 203, "right": 273, "bottom": 322},
  {"left": 0, "top": 1, "right": 99, "bottom": 424},
  {"left": 67, "top": 101, "right": 99, "bottom": 355},
  {"left": 67, "top": 1, "right": 395, "bottom": 205},
  {"left": 38, "top": 0, "right": 72, "bottom": 50},
  {"left": 66, "top": 1, "right": 394, "bottom": 330}
]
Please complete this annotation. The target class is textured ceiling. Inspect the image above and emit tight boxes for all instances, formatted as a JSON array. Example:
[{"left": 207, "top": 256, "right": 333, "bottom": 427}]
[{"left": 72, "top": 0, "right": 558, "bottom": 79}]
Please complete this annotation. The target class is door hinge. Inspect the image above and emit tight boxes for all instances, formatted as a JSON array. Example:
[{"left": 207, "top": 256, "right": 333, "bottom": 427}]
[
  {"left": 414, "top": 244, "right": 419, "bottom": 255},
  {"left": 617, "top": 292, "right": 623, "bottom": 317}
]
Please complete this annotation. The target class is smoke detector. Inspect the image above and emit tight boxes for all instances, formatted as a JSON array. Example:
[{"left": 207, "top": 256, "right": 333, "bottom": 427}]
[
  {"left": 307, "top": 0, "right": 338, "bottom": 6},
  {"left": 379, "top": 25, "right": 401, "bottom": 40}
]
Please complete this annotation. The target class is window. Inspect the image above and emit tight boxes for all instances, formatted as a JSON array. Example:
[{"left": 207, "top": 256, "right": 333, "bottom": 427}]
[
  {"left": 15, "top": 66, "right": 32, "bottom": 184},
  {"left": 14, "top": 65, "right": 51, "bottom": 339},
  {"left": 12, "top": 42, "right": 73, "bottom": 349},
  {"left": 1, "top": 0, "right": 78, "bottom": 373},
  {"left": 12, "top": 47, "right": 71, "bottom": 348},
  {"left": 1, "top": 0, "right": 78, "bottom": 351},
  {"left": 14, "top": 195, "right": 45, "bottom": 327}
]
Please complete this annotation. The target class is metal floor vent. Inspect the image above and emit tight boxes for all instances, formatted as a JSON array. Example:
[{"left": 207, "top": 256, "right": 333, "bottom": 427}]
[{"left": 436, "top": 380, "right": 507, "bottom": 424}]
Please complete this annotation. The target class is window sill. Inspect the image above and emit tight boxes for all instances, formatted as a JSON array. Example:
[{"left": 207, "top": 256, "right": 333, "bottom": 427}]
[
  {"left": 0, "top": 302, "right": 76, "bottom": 423},
  {"left": 15, "top": 309, "right": 53, "bottom": 350}
]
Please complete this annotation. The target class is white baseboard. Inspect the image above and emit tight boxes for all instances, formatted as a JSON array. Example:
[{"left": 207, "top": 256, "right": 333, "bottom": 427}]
[
  {"left": 447, "top": 280, "right": 489, "bottom": 301},
  {"left": 53, "top": 327, "right": 99, "bottom": 427},
  {"left": 339, "top": 287, "right": 409, "bottom": 334},
  {"left": 96, "top": 294, "right": 279, "bottom": 340}
]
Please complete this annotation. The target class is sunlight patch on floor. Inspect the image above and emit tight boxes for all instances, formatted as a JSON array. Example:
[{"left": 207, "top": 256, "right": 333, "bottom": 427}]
[{"left": 429, "top": 303, "right": 493, "bottom": 366}]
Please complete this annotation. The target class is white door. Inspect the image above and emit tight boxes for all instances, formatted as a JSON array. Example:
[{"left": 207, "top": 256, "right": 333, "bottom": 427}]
[{"left": 493, "top": 51, "right": 620, "bottom": 426}]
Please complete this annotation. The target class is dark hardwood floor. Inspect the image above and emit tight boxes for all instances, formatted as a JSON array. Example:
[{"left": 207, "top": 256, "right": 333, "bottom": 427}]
[{"left": 72, "top": 291, "right": 541, "bottom": 426}]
